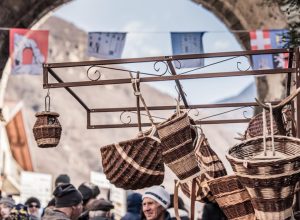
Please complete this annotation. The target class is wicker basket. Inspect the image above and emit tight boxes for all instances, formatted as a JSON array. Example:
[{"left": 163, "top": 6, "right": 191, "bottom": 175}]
[
  {"left": 245, "top": 110, "right": 287, "bottom": 139},
  {"left": 208, "top": 175, "right": 255, "bottom": 220},
  {"left": 32, "top": 111, "right": 62, "bottom": 148},
  {"left": 179, "top": 132, "right": 227, "bottom": 202},
  {"left": 157, "top": 112, "right": 200, "bottom": 182},
  {"left": 100, "top": 127, "right": 164, "bottom": 190},
  {"left": 226, "top": 135, "right": 300, "bottom": 220}
]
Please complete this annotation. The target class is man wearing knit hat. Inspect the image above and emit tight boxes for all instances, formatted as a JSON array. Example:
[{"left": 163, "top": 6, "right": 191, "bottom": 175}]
[
  {"left": 142, "top": 186, "right": 171, "bottom": 220},
  {"left": 42, "top": 183, "right": 83, "bottom": 220},
  {"left": 0, "top": 197, "right": 15, "bottom": 219}
]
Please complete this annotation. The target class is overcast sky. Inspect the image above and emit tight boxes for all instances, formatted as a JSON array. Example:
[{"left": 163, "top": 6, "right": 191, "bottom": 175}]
[{"left": 54, "top": 0, "right": 255, "bottom": 104}]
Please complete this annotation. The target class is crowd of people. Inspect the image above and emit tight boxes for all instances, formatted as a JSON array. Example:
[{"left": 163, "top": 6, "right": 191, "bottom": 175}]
[{"left": 0, "top": 174, "right": 226, "bottom": 220}]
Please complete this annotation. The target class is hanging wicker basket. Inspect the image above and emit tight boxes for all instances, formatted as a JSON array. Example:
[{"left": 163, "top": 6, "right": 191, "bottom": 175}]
[
  {"left": 32, "top": 111, "right": 62, "bottom": 148},
  {"left": 226, "top": 135, "right": 300, "bottom": 220},
  {"left": 157, "top": 112, "right": 200, "bottom": 182},
  {"left": 179, "top": 132, "right": 227, "bottom": 202},
  {"left": 100, "top": 129, "right": 164, "bottom": 190},
  {"left": 101, "top": 76, "right": 164, "bottom": 190},
  {"left": 208, "top": 175, "right": 255, "bottom": 220}
]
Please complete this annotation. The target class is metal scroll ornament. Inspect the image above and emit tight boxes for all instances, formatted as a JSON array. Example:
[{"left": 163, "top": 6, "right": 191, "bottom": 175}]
[{"left": 32, "top": 91, "right": 62, "bottom": 148}]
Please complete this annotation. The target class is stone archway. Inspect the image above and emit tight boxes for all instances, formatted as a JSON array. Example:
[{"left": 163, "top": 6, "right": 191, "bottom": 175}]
[
  {"left": 0, "top": 0, "right": 70, "bottom": 78},
  {"left": 0, "top": 0, "right": 299, "bottom": 213},
  {"left": 0, "top": 0, "right": 290, "bottom": 100}
]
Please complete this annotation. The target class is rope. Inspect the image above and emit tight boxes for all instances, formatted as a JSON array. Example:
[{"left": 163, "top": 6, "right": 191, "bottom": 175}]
[
  {"left": 130, "top": 77, "right": 155, "bottom": 126},
  {"left": 268, "top": 103, "right": 275, "bottom": 156}
]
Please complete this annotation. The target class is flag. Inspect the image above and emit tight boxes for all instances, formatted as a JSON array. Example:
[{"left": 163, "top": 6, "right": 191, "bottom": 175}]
[
  {"left": 250, "top": 29, "right": 289, "bottom": 69},
  {"left": 10, "top": 28, "right": 49, "bottom": 75},
  {"left": 88, "top": 32, "right": 126, "bottom": 59},
  {"left": 171, "top": 32, "right": 205, "bottom": 68}
]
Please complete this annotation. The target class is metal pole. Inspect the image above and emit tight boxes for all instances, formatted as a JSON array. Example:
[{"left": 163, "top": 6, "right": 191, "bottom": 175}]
[
  {"left": 294, "top": 47, "right": 300, "bottom": 215},
  {"left": 167, "top": 60, "right": 189, "bottom": 108}
]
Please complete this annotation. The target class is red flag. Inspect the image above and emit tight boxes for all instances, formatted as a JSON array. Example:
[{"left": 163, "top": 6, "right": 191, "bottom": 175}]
[
  {"left": 10, "top": 28, "right": 49, "bottom": 75},
  {"left": 249, "top": 30, "right": 288, "bottom": 69}
]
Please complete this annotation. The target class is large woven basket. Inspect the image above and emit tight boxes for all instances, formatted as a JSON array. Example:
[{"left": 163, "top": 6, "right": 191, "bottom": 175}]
[
  {"left": 157, "top": 112, "right": 200, "bottom": 182},
  {"left": 226, "top": 135, "right": 300, "bottom": 220},
  {"left": 100, "top": 128, "right": 164, "bottom": 190},
  {"left": 208, "top": 175, "right": 255, "bottom": 220},
  {"left": 32, "top": 111, "right": 62, "bottom": 148},
  {"left": 180, "top": 133, "right": 227, "bottom": 202}
]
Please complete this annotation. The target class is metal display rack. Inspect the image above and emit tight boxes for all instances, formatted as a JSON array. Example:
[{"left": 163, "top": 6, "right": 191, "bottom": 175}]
[{"left": 43, "top": 47, "right": 300, "bottom": 212}]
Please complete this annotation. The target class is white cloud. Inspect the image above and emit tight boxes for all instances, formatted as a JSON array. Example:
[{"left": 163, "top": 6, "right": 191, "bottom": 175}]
[
  {"left": 120, "top": 21, "right": 167, "bottom": 58},
  {"left": 213, "top": 39, "right": 230, "bottom": 51}
]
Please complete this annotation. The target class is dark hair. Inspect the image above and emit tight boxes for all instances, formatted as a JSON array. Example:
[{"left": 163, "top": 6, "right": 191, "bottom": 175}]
[{"left": 25, "top": 197, "right": 41, "bottom": 208}]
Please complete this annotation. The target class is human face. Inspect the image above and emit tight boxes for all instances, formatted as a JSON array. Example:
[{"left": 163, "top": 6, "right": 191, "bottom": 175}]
[
  {"left": 28, "top": 202, "right": 40, "bottom": 216},
  {"left": 71, "top": 202, "right": 83, "bottom": 220},
  {"left": 142, "top": 197, "right": 165, "bottom": 220},
  {"left": 0, "top": 204, "right": 11, "bottom": 219}
]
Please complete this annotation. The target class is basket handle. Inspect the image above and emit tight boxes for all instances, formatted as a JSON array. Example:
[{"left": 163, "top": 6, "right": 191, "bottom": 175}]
[
  {"left": 262, "top": 103, "right": 275, "bottom": 156},
  {"left": 130, "top": 73, "right": 160, "bottom": 141},
  {"left": 174, "top": 180, "right": 181, "bottom": 220}
]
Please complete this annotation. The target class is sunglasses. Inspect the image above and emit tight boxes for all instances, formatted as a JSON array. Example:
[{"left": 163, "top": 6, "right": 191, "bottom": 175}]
[{"left": 28, "top": 204, "right": 40, "bottom": 208}]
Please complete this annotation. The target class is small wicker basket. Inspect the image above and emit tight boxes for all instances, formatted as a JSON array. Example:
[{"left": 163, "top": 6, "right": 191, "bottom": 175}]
[
  {"left": 179, "top": 132, "right": 227, "bottom": 203},
  {"left": 32, "top": 111, "right": 62, "bottom": 148},
  {"left": 208, "top": 175, "right": 255, "bottom": 220},
  {"left": 157, "top": 112, "right": 200, "bottom": 182}
]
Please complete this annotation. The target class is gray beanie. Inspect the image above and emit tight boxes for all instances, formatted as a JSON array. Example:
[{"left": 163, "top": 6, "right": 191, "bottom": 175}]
[{"left": 0, "top": 197, "right": 15, "bottom": 208}]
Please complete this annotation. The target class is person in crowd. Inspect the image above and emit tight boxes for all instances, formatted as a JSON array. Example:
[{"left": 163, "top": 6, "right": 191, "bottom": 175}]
[
  {"left": 202, "top": 202, "right": 227, "bottom": 220},
  {"left": 42, "top": 183, "right": 83, "bottom": 220},
  {"left": 167, "top": 194, "right": 189, "bottom": 220},
  {"left": 87, "top": 199, "right": 114, "bottom": 220},
  {"left": 142, "top": 186, "right": 171, "bottom": 220},
  {"left": 0, "top": 197, "right": 15, "bottom": 219},
  {"left": 41, "top": 198, "right": 55, "bottom": 218},
  {"left": 121, "top": 192, "right": 142, "bottom": 220},
  {"left": 78, "top": 182, "right": 100, "bottom": 211},
  {"left": 9, "top": 204, "right": 30, "bottom": 220},
  {"left": 54, "top": 174, "right": 71, "bottom": 187},
  {"left": 25, "top": 197, "right": 41, "bottom": 218}
]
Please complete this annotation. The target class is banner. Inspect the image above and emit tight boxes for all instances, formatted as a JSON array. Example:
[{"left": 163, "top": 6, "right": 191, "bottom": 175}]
[
  {"left": 171, "top": 32, "right": 205, "bottom": 68},
  {"left": 88, "top": 32, "right": 126, "bottom": 59},
  {"left": 250, "top": 29, "right": 289, "bottom": 69},
  {"left": 10, "top": 28, "right": 49, "bottom": 75}
]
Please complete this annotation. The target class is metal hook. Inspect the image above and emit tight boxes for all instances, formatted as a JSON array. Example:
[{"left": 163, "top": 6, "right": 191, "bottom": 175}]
[{"left": 45, "top": 89, "right": 51, "bottom": 112}]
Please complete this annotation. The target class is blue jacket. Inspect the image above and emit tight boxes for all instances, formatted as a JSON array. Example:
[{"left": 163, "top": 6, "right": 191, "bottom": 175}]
[{"left": 121, "top": 193, "right": 142, "bottom": 220}]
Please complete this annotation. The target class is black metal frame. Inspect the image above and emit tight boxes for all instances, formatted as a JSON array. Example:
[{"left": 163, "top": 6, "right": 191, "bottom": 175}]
[{"left": 42, "top": 47, "right": 298, "bottom": 130}]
